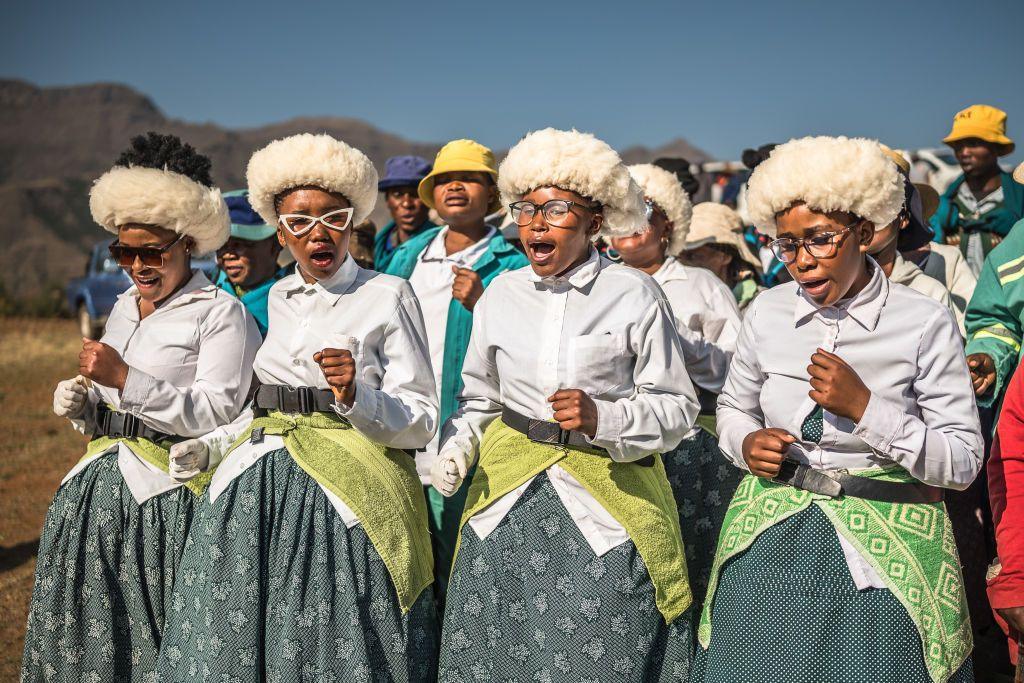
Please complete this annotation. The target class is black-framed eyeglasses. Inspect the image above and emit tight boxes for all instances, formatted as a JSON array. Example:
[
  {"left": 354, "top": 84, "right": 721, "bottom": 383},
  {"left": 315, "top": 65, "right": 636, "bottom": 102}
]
[
  {"left": 768, "top": 223, "right": 860, "bottom": 263},
  {"left": 109, "top": 233, "right": 185, "bottom": 268},
  {"left": 509, "top": 199, "right": 598, "bottom": 227}
]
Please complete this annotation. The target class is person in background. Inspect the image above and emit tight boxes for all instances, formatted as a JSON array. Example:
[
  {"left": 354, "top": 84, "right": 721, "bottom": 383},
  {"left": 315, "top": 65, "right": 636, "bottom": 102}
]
[
  {"left": 384, "top": 139, "right": 528, "bottom": 602},
  {"left": 350, "top": 218, "right": 377, "bottom": 269},
  {"left": 654, "top": 156, "right": 701, "bottom": 198},
  {"left": 680, "top": 202, "right": 764, "bottom": 311},
  {"left": 739, "top": 143, "right": 789, "bottom": 288},
  {"left": 375, "top": 155, "right": 437, "bottom": 271},
  {"left": 931, "top": 105, "right": 1023, "bottom": 276},
  {"left": 215, "top": 190, "right": 289, "bottom": 336},
  {"left": 868, "top": 146, "right": 961, "bottom": 334}
]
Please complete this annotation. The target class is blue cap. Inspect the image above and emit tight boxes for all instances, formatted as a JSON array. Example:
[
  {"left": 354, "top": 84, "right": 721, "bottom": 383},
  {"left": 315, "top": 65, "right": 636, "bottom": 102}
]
[
  {"left": 378, "top": 155, "right": 432, "bottom": 191},
  {"left": 224, "top": 190, "right": 277, "bottom": 241}
]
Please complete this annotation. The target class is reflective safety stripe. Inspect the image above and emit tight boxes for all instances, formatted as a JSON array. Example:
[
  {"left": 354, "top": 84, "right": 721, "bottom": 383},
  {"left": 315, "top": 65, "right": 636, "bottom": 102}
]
[
  {"left": 998, "top": 255, "right": 1024, "bottom": 285},
  {"left": 974, "top": 328, "right": 1022, "bottom": 352}
]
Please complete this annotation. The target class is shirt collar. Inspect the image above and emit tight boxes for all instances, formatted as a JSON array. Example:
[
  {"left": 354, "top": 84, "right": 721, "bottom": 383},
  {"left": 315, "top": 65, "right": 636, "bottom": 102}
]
[
  {"left": 527, "top": 246, "right": 604, "bottom": 291},
  {"left": 119, "top": 269, "right": 217, "bottom": 318},
  {"left": 421, "top": 226, "right": 496, "bottom": 265},
  {"left": 652, "top": 256, "right": 688, "bottom": 284},
  {"left": 792, "top": 257, "right": 888, "bottom": 331},
  {"left": 283, "top": 253, "right": 360, "bottom": 306}
]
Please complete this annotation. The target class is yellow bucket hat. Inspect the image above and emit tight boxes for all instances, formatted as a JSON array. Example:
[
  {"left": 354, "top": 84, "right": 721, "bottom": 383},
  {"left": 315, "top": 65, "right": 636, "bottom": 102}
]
[
  {"left": 418, "top": 139, "right": 501, "bottom": 213},
  {"left": 943, "top": 104, "right": 1014, "bottom": 155}
]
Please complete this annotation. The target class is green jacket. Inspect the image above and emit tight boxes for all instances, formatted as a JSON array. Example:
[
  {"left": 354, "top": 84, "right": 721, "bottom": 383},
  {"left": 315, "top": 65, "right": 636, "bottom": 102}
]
[
  {"left": 374, "top": 218, "right": 437, "bottom": 272},
  {"left": 931, "top": 171, "right": 1024, "bottom": 243},
  {"left": 385, "top": 226, "right": 528, "bottom": 425},
  {"left": 965, "top": 218, "right": 1024, "bottom": 407}
]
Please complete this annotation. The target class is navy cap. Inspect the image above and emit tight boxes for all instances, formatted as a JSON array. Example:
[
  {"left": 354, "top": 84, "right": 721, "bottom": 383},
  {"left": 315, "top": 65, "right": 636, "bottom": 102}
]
[
  {"left": 378, "top": 155, "right": 432, "bottom": 191},
  {"left": 224, "top": 190, "right": 276, "bottom": 241}
]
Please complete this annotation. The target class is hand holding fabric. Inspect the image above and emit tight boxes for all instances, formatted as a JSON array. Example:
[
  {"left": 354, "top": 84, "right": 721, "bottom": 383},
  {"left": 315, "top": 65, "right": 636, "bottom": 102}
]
[
  {"left": 807, "top": 348, "right": 870, "bottom": 422},
  {"left": 741, "top": 428, "right": 796, "bottom": 478},
  {"left": 548, "top": 389, "right": 598, "bottom": 438}
]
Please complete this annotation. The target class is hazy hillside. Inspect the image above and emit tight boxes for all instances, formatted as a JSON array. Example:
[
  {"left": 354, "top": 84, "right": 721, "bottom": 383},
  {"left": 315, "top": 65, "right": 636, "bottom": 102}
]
[{"left": 0, "top": 79, "right": 711, "bottom": 305}]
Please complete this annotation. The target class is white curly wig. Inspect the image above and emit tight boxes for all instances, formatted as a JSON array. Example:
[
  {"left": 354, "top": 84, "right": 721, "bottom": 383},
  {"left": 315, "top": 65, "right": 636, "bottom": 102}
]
[
  {"left": 746, "top": 136, "right": 904, "bottom": 237},
  {"left": 628, "top": 163, "right": 693, "bottom": 253},
  {"left": 498, "top": 128, "right": 646, "bottom": 238},
  {"left": 89, "top": 166, "right": 229, "bottom": 256},
  {"left": 246, "top": 133, "right": 378, "bottom": 227}
]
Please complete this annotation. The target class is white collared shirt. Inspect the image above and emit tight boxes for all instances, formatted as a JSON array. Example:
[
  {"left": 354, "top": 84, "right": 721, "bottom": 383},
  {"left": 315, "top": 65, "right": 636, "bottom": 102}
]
[
  {"left": 888, "top": 253, "right": 963, "bottom": 336},
  {"left": 66, "top": 270, "right": 262, "bottom": 502},
  {"left": 440, "top": 249, "right": 699, "bottom": 554},
  {"left": 717, "top": 259, "right": 982, "bottom": 489},
  {"left": 652, "top": 257, "right": 742, "bottom": 393},
  {"left": 407, "top": 226, "right": 495, "bottom": 481}
]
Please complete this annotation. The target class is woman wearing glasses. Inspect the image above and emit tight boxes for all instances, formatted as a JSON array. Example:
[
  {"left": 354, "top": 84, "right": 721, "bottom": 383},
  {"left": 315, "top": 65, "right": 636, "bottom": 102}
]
[
  {"left": 155, "top": 133, "right": 440, "bottom": 681},
  {"left": 22, "top": 133, "right": 262, "bottom": 682},
  {"left": 431, "top": 128, "right": 700, "bottom": 681},
  {"left": 610, "top": 164, "right": 744, "bottom": 619},
  {"left": 695, "top": 137, "right": 981, "bottom": 683}
]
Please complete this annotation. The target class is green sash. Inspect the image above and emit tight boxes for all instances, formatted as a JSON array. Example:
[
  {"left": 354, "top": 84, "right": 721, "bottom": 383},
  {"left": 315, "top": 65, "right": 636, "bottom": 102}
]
[
  {"left": 457, "top": 419, "right": 692, "bottom": 624},
  {"left": 81, "top": 436, "right": 213, "bottom": 497},
  {"left": 698, "top": 470, "right": 971, "bottom": 683},
  {"left": 224, "top": 411, "right": 433, "bottom": 613}
]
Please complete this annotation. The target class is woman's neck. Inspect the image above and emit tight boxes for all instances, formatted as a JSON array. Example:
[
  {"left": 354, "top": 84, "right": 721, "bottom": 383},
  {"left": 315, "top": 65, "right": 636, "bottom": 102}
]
[
  {"left": 871, "top": 239, "right": 899, "bottom": 278},
  {"left": 444, "top": 220, "right": 489, "bottom": 255},
  {"left": 628, "top": 252, "right": 665, "bottom": 277}
]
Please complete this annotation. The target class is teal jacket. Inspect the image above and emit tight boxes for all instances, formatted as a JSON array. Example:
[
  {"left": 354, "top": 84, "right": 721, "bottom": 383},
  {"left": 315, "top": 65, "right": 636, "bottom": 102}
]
[
  {"left": 385, "top": 227, "right": 528, "bottom": 425},
  {"left": 374, "top": 219, "right": 437, "bottom": 272},
  {"left": 931, "top": 171, "right": 1024, "bottom": 243},
  {"left": 215, "top": 265, "right": 292, "bottom": 337}
]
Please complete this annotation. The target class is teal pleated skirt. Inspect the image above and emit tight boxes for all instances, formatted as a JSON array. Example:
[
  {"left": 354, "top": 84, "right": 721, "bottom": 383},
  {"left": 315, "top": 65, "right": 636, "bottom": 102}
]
[
  {"left": 154, "top": 446, "right": 438, "bottom": 682},
  {"left": 22, "top": 451, "right": 198, "bottom": 682},
  {"left": 438, "top": 472, "right": 693, "bottom": 682},
  {"left": 693, "top": 504, "right": 974, "bottom": 683}
]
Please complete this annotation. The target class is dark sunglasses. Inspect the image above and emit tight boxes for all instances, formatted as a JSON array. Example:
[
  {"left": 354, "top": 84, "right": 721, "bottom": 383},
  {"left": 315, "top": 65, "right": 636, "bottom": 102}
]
[{"left": 108, "top": 233, "right": 185, "bottom": 268}]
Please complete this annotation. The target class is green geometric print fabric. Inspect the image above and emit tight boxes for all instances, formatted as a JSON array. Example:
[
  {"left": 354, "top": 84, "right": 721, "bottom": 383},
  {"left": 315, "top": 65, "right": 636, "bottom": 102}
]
[{"left": 699, "top": 471, "right": 972, "bottom": 683}]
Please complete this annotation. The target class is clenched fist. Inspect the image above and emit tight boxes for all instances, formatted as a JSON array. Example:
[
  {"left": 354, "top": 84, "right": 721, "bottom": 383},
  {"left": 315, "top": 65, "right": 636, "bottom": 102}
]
[
  {"left": 314, "top": 347, "right": 356, "bottom": 408},
  {"left": 967, "top": 353, "right": 996, "bottom": 397},
  {"left": 79, "top": 338, "right": 129, "bottom": 391},
  {"left": 548, "top": 388, "right": 598, "bottom": 439},
  {"left": 807, "top": 348, "right": 870, "bottom": 422},
  {"left": 741, "top": 428, "right": 797, "bottom": 478},
  {"left": 53, "top": 375, "right": 89, "bottom": 419},
  {"left": 451, "top": 266, "right": 484, "bottom": 311}
]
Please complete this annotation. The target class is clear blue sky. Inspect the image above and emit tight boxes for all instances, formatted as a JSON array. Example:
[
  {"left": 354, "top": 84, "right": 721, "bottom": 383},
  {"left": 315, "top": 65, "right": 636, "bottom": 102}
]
[{"left": 3, "top": 0, "right": 1022, "bottom": 163}]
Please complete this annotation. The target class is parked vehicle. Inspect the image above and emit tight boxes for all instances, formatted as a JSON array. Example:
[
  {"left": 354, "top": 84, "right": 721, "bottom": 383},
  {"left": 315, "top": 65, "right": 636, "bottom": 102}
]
[{"left": 66, "top": 239, "right": 217, "bottom": 339}]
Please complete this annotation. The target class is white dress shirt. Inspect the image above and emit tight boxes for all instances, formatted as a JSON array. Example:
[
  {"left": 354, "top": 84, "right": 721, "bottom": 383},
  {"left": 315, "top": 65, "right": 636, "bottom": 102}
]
[
  {"left": 204, "top": 255, "right": 439, "bottom": 522},
  {"left": 918, "top": 242, "right": 977, "bottom": 321},
  {"left": 407, "top": 226, "right": 494, "bottom": 482},
  {"left": 652, "top": 257, "right": 742, "bottom": 393},
  {"left": 716, "top": 259, "right": 983, "bottom": 587},
  {"left": 440, "top": 248, "right": 699, "bottom": 554},
  {"left": 64, "top": 270, "right": 262, "bottom": 503},
  {"left": 888, "top": 253, "right": 962, "bottom": 336}
]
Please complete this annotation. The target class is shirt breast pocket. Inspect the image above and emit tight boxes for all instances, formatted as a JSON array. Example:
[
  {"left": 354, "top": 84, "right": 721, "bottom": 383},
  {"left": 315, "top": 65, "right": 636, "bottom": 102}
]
[
  {"left": 141, "top": 322, "right": 199, "bottom": 366},
  {"left": 568, "top": 333, "right": 632, "bottom": 397}
]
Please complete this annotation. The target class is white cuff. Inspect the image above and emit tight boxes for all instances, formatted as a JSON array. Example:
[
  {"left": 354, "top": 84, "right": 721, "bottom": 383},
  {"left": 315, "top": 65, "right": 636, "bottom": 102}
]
[
  {"left": 119, "top": 366, "right": 156, "bottom": 412},
  {"left": 852, "top": 393, "right": 904, "bottom": 455},
  {"left": 588, "top": 398, "right": 623, "bottom": 453},
  {"left": 333, "top": 379, "right": 379, "bottom": 426}
]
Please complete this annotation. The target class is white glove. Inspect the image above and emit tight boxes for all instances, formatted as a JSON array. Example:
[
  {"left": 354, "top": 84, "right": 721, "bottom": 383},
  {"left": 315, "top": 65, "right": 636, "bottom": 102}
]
[
  {"left": 430, "top": 449, "right": 474, "bottom": 498},
  {"left": 168, "top": 439, "right": 209, "bottom": 483},
  {"left": 53, "top": 376, "right": 89, "bottom": 419}
]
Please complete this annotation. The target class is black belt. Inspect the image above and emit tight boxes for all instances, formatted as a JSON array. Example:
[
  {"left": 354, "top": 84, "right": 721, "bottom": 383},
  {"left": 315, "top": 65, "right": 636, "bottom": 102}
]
[
  {"left": 773, "top": 459, "right": 944, "bottom": 504},
  {"left": 500, "top": 406, "right": 655, "bottom": 467},
  {"left": 255, "top": 385, "right": 336, "bottom": 414},
  {"left": 94, "top": 405, "right": 182, "bottom": 443}
]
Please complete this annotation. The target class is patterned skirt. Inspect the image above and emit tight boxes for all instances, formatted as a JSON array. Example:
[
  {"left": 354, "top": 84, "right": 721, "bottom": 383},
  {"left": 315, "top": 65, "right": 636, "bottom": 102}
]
[
  {"left": 662, "top": 430, "right": 743, "bottom": 615},
  {"left": 22, "top": 451, "right": 198, "bottom": 683},
  {"left": 438, "top": 472, "right": 693, "bottom": 683},
  {"left": 154, "top": 446, "right": 438, "bottom": 683},
  {"left": 693, "top": 504, "right": 974, "bottom": 683}
]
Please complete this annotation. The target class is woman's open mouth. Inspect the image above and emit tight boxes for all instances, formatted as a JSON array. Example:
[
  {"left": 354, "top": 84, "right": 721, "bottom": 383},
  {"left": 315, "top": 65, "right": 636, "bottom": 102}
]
[
  {"left": 799, "top": 277, "right": 831, "bottom": 299},
  {"left": 309, "top": 249, "right": 335, "bottom": 269},
  {"left": 528, "top": 239, "right": 557, "bottom": 265},
  {"left": 134, "top": 273, "right": 160, "bottom": 291}
]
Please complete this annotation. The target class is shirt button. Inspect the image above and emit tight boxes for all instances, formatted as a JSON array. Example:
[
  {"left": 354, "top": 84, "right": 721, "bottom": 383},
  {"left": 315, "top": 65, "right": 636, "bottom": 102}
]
[{"left": 292, "top": 359, "right": 302, "bottom": 366}]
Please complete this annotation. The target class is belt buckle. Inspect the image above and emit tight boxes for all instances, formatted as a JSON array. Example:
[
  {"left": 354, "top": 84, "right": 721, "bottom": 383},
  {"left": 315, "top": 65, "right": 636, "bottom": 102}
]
[
  {"left": 527, "top": 419, "right": 561, "bottom": 445},
  {"left": 122, "top": 413, "right": 140, "bottom": 438},
  {"left": 296, "top": 387, "right": 313, "bottom": 414},
  {"left": 775, "top": 459, "right": 843, "bottom": 498}
]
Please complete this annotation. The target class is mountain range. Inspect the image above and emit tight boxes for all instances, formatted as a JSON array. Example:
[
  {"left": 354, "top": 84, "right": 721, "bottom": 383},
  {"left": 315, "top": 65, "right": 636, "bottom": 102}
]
[{"left": 0, "top": 79, "right": 710, "bottom": 307}]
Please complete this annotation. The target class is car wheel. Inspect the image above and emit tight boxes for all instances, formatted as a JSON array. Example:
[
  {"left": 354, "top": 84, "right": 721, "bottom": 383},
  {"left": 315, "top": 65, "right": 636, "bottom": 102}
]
[{"left": 78, "top": 303, "right": 101, "bottom": 340}]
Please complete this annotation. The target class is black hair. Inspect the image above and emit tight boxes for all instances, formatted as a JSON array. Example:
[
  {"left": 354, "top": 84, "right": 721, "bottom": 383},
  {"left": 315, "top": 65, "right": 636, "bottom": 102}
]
[
  {"left": 706, "top": 242, "right": 758, "bottom": 285},
  {"left": 653, "top": 157, "right": 700, "bottom": 197},
  {"left": 115, "top": 132, "right": 213, "bottom": 187},
  {"left": 741, "top": 144, "right": 779, "bottom": 171}
]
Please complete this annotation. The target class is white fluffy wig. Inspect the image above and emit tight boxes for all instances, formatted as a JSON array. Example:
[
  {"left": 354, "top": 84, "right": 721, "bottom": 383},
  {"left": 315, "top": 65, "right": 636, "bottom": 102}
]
[
  {"left": 628, "top": 163, "right": 693, "bottom": 253},
  {"left": 89, "top": 166, "right": 229, "bottom": 256},
  {"left": 498, "top": 128, "right": 646, "bottom": 238},
  {"left": 746, "top": 136, "right": 905, "bottom": 237},
  {"left": 246, "top": 133, "right": 378, "bottom": 227}
]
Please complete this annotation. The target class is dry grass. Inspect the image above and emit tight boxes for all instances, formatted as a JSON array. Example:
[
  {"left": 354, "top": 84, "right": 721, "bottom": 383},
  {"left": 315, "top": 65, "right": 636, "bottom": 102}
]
[{"left": 0, "top": 318, "right": 88, "bottom": 681}]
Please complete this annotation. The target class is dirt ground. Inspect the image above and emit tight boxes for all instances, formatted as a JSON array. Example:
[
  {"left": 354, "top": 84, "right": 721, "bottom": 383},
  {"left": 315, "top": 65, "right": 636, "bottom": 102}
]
[{"left": 0, "top": 318, "right": 88, "bottom": 681}]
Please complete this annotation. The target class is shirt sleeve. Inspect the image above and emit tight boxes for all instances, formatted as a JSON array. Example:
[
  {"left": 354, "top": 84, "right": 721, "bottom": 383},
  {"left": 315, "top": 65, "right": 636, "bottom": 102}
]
[
  {"left": 437, "top": 288, "right": 502, "bottom": 462},
  {"left": 676, "top": 277, "right": 742, "bottom": 393},
  {"left": 118, "top": 302, "right": 262, "bottom": 438},
  {"left": 965, "top": 255, "right": 1022, "bottom": 407},
  {"left": 947, "top": 250, "right": 977, "bottom": 319},
  {"left": 715, "top": 300, "right": 767, "bottom": 471},
  {"left": 335, "top": 291, "right": 439, "bottom": 449},
  {"left": 588, "top": 295, "right": 700, "bottom": 462},
  {"left": 852, "top": 306, "right": 983, "bottom": 489},
  {"left": 988, "top": 366, "right": 1024, "bottom": 609}
]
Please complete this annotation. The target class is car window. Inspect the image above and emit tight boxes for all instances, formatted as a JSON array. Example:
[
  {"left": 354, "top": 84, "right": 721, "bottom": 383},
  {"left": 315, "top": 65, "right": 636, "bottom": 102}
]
[{"left": 101, "top": 256, "right": 122, "bottom": 274}]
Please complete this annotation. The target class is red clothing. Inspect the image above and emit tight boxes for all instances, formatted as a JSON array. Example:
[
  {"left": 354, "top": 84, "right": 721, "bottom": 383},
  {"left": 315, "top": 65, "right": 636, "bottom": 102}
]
[{"left": 988, "top": 365, "right": 1024, "bottom": 665}]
